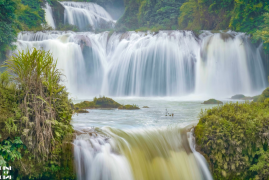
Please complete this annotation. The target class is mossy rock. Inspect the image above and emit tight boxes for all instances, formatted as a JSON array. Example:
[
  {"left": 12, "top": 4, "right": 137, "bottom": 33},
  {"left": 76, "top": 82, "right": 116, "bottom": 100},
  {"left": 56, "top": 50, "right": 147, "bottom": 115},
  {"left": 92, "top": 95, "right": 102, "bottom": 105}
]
[
  {"left": 202, "top": 99, "right": 223, "bottom": 104},
  {"left": 142, "top": 106, "right": 149, "bottom": 108},
  {"left": 231, "top": 94, "right": 245, "bottom": 99},
  {"left": 118, "top": 104, "right": 140, "bottom": 110},
  {"left": 74, "top": 96, "right": 121, "bottom": 110},
  {"left": 76, "top": 109, "right": 89, "bottom": 113},
  {"left": 231, "top": 94, "right": 253, "bottom": 101},
  {"left": 74, "top": 101, "right": 96, "bottom": 109},
  {"left": 93, "top": 96, "right": 121, "bottom": 108}
]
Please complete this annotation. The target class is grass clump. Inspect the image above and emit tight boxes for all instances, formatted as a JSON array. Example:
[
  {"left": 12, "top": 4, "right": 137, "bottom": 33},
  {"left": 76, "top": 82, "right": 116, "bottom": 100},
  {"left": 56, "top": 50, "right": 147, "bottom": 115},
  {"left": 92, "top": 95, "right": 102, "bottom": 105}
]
[
  {"left": 195, "top": 100, "right": 269, "bottom": 180},
  {"left": 0, "top": 48, "right": 75, "bottom": 179},
  {"left": 202, "top": 99, "right": 223, "bottom": 104}
]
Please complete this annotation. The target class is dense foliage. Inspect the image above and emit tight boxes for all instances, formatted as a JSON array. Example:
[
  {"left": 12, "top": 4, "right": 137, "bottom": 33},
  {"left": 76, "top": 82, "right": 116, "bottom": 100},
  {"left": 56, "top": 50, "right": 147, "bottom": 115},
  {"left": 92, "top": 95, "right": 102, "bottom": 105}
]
[
  {"left": 116, "top": 0, "right": 185, "bottom": 32},
  {"left": 0, "top": 0, "right": 19, "bottom": 61},
  {"left": 0, "top": 49, "right": 75, "bottom": 179},
  {"left": 178, "top": 0, "right": 269, "bottom": 51},
  {"left": 195, "top": 89, "right": 269, "bottom": 179},
  {"left": 0, "top": 0, "right": 50, "bottom": 63}
]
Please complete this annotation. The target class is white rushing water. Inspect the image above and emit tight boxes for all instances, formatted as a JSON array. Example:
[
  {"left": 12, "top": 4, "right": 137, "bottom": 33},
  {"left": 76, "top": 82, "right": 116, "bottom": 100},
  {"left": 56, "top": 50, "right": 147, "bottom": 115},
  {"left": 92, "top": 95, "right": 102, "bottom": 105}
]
[
  {"left": 60, "top": 2, "right": 115, "bottom": 30},
  {"left": 74, "top": 125, "right": 213, "bottom": 180},
  {"left": 15, "top": 30, "right": 267, "bottom": 98},
  {"left": 44, "top": 3, "right": 56, "bottom": 29},
  {"left": 72, "top": 97, "right": 244, "bottom": 180}
]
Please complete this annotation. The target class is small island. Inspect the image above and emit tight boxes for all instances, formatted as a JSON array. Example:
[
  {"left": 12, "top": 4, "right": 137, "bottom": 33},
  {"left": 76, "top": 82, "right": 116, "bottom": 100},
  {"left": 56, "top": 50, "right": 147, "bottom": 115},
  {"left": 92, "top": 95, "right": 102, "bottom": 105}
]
[
  {"left": 142, "top": 106, "right": 149, "bottom": 108},
  {"left": 74, "top": 96, "right": 140, "bottom": 113},
  {"left": 231, "top": 94, "right": 252, "bottom": 100},
  {"left": 118, "top": 104, "right": 140, "bottom": 110},
  {"left": 202, "top": 99, "right": 223, "bottom": 104}
]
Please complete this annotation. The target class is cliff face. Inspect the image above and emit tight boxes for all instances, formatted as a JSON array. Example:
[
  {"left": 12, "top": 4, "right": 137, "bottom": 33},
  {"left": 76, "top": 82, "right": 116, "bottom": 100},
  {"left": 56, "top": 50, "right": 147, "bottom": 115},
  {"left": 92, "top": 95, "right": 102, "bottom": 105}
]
[
  {"left": 261, "top": 51, "right": 269, "bottom": 79},
  {"left": 51, "top": 1, "right": 65, "bottom": 28}
]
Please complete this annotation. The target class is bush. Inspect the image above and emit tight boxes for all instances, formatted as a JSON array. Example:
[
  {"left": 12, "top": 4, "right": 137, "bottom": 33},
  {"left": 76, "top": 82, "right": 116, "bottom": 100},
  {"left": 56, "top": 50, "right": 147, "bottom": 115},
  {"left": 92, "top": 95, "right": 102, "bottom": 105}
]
[
  {"left": 0, "top": 49, "right": 75, "bottom": 179},
  {"left": 195, "top": 101, "right": 269, "bottom": 179}
]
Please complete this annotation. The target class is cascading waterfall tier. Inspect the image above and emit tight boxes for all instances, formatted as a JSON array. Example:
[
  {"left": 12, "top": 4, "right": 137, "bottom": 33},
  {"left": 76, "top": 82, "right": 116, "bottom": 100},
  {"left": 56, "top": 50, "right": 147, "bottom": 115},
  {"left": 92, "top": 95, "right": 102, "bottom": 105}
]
[
  {"left": 15, "top": 30, "right": 267, "bottom": 98},
  {"left": 196, "top": 31, "right": 267, "bottom": 97},
  {"left": 44, "top": 3, "right": 56, "bottom": 29},
  {"left": 74, "top": 126, "right": 213, "bottom": 180},
  {"left": 60, "top": 2, "right": 115, "bottom": 30}
]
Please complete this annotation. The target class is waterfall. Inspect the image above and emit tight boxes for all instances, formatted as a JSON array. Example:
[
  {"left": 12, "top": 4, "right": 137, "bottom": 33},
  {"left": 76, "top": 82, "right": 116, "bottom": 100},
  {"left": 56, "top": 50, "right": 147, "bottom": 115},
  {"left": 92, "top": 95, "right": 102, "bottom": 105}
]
[
  {"left": 44, "top": 3, "right": 56, "bottom": 29},
  {"left": 60, "top": 2, "right": 115, "bottom": 30},
  {"left": 74, "top": 126, "right": 213, "bottom": 180},
  {"left": 15, "top": 30, "right": 267, "bottom": 98},
  {"left": 196, "top": 31, "right": 267, "bottom": 97}
]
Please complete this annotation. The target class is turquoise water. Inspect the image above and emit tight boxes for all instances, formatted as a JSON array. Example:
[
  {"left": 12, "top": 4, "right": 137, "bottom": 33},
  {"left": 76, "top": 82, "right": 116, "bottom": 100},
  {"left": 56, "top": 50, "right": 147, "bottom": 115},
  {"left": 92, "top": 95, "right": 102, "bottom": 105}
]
[{"left": 71, "top": 97, "right": 238, "bottom": 129}]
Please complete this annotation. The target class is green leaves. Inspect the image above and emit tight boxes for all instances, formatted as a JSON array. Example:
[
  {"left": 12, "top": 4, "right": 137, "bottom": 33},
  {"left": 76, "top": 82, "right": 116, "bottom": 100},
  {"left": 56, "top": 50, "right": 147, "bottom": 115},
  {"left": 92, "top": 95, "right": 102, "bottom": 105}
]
[
  {"left": 195, "top": 99, "right": 269, "bottom": 179},
  {"left": 0, "top": 137, "right": 24, "bottom": 163},
  {"left": 0, "top": 49, "right": 74, "bottom": 179}
]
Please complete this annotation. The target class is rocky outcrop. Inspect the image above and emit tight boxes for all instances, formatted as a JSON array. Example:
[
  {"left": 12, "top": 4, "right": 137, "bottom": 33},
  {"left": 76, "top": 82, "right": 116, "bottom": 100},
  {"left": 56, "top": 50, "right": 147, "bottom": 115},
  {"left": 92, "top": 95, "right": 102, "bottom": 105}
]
[
  {"left": 202, "top": 99, "right": 223, "bottom": 104},
  {"left": 51, "top": 0, "right": 65, "bottom": 28}
]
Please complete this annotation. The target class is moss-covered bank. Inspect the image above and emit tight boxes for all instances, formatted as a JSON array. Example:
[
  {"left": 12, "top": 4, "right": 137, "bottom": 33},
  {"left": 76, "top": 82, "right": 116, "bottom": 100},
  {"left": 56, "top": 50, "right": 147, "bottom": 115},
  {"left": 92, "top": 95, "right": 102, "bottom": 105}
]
[{"left": 195, "top": 87, "right": 269, "bottom": 180}]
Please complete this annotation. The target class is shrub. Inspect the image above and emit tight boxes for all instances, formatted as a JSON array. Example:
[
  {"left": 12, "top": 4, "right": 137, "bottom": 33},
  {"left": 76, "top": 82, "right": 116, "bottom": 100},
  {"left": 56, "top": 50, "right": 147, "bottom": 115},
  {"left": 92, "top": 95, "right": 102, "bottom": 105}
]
[
  {"left": 195, "top": 101, "right": 269, "bottom": 180},
  {"left": 0, "top": 48, "right": 75, "bottom": 179}
]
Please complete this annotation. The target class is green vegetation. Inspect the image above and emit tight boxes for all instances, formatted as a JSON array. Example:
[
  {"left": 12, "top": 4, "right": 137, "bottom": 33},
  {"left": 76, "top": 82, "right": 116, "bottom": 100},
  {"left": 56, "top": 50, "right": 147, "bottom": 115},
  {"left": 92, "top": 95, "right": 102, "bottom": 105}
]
[
  {"left": 179, "top": 0, "right": 269, "bottom": 52},
  {"left": 115, "top": 0, "right": 185, "bottom": 32},
  {"left": 202, "top": 99, "right": 223, "bottom": 104},
  {"left": 118, "top": 104, "right": 140, "bottom": 110},
  {"left": 76, "top": 109, "right": 89, "bottom": 113},
  {"left": 75, "top": 96, "right": 140, "bottom": 111},
  {"left": 57, "top": 23, "right": 79, "bottom": 32},
  {"left": 142, "top": 106, "right": 149, "bottom": 108},
  {"left": 0, "top": 48, "right": 75, "bottom": 179},
  {"left": 0, "top": 0, "right": 53, "bottom": 63},
  {"left": 115, "top": 0, "right": 269, "bottom": 53},
  {"left": 75, "top": 96, "right": 121, "bottom": 110},
  {"left": 231, "top": 94, "right": 245, "bottom": 99},
  {"left": 254, "top": 87, "right": 269, "bottom": 102},
  {"left": 231, "top": 94, "right": 253, "bottom": 101},
  {"left": 253, "top": 13, "right": 269, "bottom": 52},
  {"left": 195, "top": 87, "right": 269, "bottom": 179}
]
